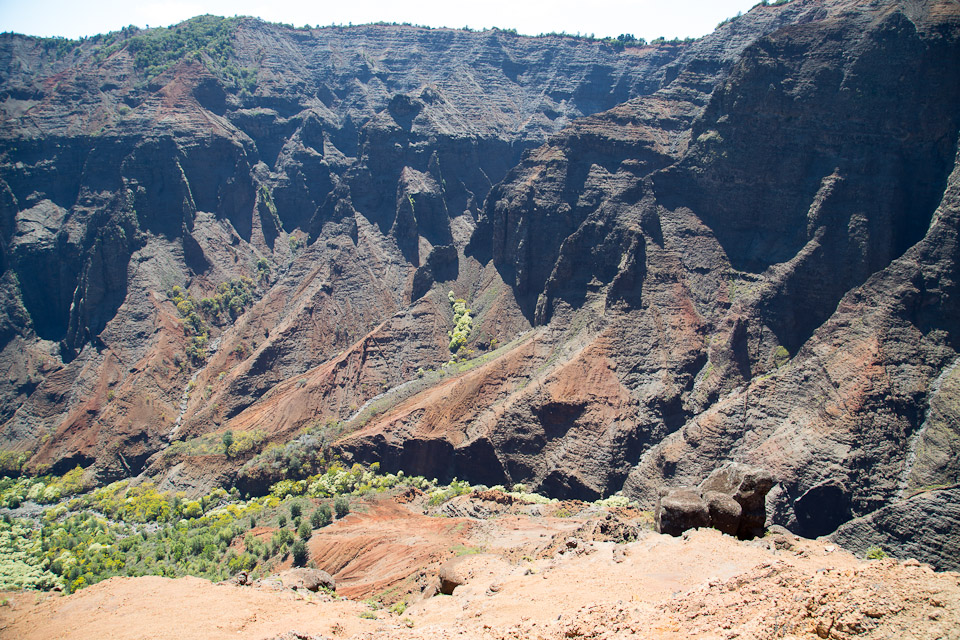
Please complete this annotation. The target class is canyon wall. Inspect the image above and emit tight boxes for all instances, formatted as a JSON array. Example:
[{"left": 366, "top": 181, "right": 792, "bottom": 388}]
[{"left": 1, "top": 0, "right": 958, "bottom": 564}]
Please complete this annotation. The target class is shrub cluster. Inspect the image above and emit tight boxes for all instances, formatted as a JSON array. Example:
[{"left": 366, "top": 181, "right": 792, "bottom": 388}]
[
  {"left": 0, "top": 518, "right": 62, "bottom": 590},
  {"left": 0, "top": 451, "right": 30, "bottom": 478},
  {"left": 267, "top": 462, "right": 434, "bottom": 500},
  {"left": 197, "top": 277, "right": 256, "bottom": 324},
  {"left": 237, "top": 422, "right": 345, "bottom": 486},
  {"left": 447, "top": 291, "right": 473, "bottom": 353},
  {"left": 0, "top": 460, "right": 638, "bottom": 596},
  {"left": 170, "top": 278, "right": 257, "bottom": 365},
  {"left": 0, "top": 467, "right": 86, "bottom": 509},
  {"left": 170, "top": 286, "right": 209, "bottom": 364},
  {"left": 109, "top": 15, "right": 256, "bottom": 89},
  {"left": 0, "top": 479, "right": 274, "bottom": 593}
]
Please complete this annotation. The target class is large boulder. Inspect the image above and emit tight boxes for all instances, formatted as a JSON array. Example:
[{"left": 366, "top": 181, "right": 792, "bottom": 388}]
[
  {"left": 699, "top": 463, "right": 774, "bottom": 539},
  {"left": 438, "top": 558, "right": 469, "bottom": 595},
  {"left": 276, "top": 567, "right": 336, "bottom": 592},
  {"left": 656, "top": 487, "right": 710, "bottom": 536},
  {"left": 703, "top": 491, "right": 742, "bottom": 537},
  {"left": 656, "top": 464, "right": 774, "bottom": 539}
]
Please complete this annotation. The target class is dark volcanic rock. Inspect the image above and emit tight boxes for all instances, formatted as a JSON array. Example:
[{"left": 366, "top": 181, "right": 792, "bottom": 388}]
[
  {"left": 656, "top": 488, "right": 710, "bottom": 536},
  {"left": 703, "top": 491, "right": 742, "bottom": 538},
  {"left": 655, "top": 463, "right": 773, "bottom": 538},
  {"left": 830, "top": 486, "right": 960, "bottom": 572},
  {"left": 699, "top": 463, "right": 774, "bottom": 539}
]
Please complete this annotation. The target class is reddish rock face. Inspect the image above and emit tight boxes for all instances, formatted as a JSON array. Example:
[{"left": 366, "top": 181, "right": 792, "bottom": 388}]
[{"left": 2, "top": 1, "right": 960, "bottom": 568}]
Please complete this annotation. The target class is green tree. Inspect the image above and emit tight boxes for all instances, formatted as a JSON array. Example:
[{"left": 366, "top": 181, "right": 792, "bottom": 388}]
[
  {"left": 334, "top": 496, "right": 350, "bottom": 519},
  {"left": 312, "top": 506, "right": 332, "bottom": 528},
  {"left": 221, "top": 431, "right": 234, "bottom": 457},
  {"left": 297, "top": 520, "right": 311, "bottom": 540},
  {"left": 291, "top": 540, "right": 308, "bottom": 567}
]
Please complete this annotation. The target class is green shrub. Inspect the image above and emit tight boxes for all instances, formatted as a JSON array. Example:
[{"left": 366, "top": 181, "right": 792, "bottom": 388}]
[
  {"left": 256, "top": 258, "right": 271, "bottom": 282},
  {"left": 772, "top": 345, "right": 790, "bottom": 368},
  {"left": 334, "top": 496, "right": 350, "bottom": 519},
  {"left": 222, "top": 431, "right": 234, "bottom": 456},
  {"left": 226, "top": 430, "right": 266, "bottom": 459},
  {"left": 297, "top": 521, "right": 311, "bottom": 541},
  {"left": 866, "top": 546, "right": 888, "bottom": 560},
  {"left": 291, "top": 540, "right": 308, "bottom": 567},
  {"left": 447, "top": 291, "right": 473, "bottom": 353},
  {"left": 289, "top": 502, "right": 302, "bottom": 519},
  {"left": 427, "top": 478, "right": 473, "bottom": 506},
  {"left": 312, "top": 505, "right": 332, "bottom": 528}
]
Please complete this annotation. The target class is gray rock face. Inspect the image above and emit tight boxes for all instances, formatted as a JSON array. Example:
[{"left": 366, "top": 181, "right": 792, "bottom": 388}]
[
  {"left": 830, "top": 487, "right": 960, "bottom": 572},
  {"left": 0, "top": 16, "right": 701, "bottom": 475}
]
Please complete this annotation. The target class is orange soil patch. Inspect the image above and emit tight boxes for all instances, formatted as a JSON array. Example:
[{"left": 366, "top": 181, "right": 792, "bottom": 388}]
[
  {"left": 308, "top": 497, "right": 473, "bottom": 599},
  {"left": 0, "top": 575, "right": 373, "bottom": 640}
]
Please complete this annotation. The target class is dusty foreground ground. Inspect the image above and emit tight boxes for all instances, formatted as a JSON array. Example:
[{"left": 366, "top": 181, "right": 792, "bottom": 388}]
[{"left": 2, "top": 492, "right": 959, "bottom": 640}]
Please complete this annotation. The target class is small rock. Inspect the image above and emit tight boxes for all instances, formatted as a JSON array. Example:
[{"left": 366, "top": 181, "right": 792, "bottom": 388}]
[
  {"left": 612, "top": 547, "right": 627, "bottom": 563},
  {"left": 419, "top": 575, "right": 441, "bottom": 600},
  {"left": 267, "top": 631, "right": 328, "bottom": 640}
]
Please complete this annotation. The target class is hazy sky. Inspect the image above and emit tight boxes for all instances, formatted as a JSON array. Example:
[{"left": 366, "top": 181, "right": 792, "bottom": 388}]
[{"left": 1, "top": 0, "right": 760, "bottom": 41}]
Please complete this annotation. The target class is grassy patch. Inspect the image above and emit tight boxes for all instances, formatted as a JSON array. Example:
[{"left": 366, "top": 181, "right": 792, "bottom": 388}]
[{"left": 451, "top": 544, "right": 485, "bottom": 557}]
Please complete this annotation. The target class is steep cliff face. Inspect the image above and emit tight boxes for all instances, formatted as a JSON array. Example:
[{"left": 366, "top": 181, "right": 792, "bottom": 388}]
[
  {"left": 1, "top": 0, "right": 959, "bottom": 566},
  {"left": 337, "top": 0, "right": 960, "bottom": 561},
  {"left": 0, "top": 19, "right": 688, "bottom": 478}
]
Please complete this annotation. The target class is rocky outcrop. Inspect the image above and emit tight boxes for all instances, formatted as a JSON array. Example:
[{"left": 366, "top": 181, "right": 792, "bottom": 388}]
[
  {"left": 275, "top": 568, "right": 336, "bottom": 592},
  {"left": 656, "top": 488, "right": 710, "bottom": 537},
  {"left": 656, "top": 463, "right": 773, "bottom": 538},
  {"left": 699, "top": 464, "right": 774, "bottom": 539},
  {"left": 830, "top": 486, "right": 960, "bottom": 572}
]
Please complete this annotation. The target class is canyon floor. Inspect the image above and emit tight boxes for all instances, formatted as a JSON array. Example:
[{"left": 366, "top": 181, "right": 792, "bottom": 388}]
[{"left": 1, "top": 491, "right": 958, "bottom": 640}]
